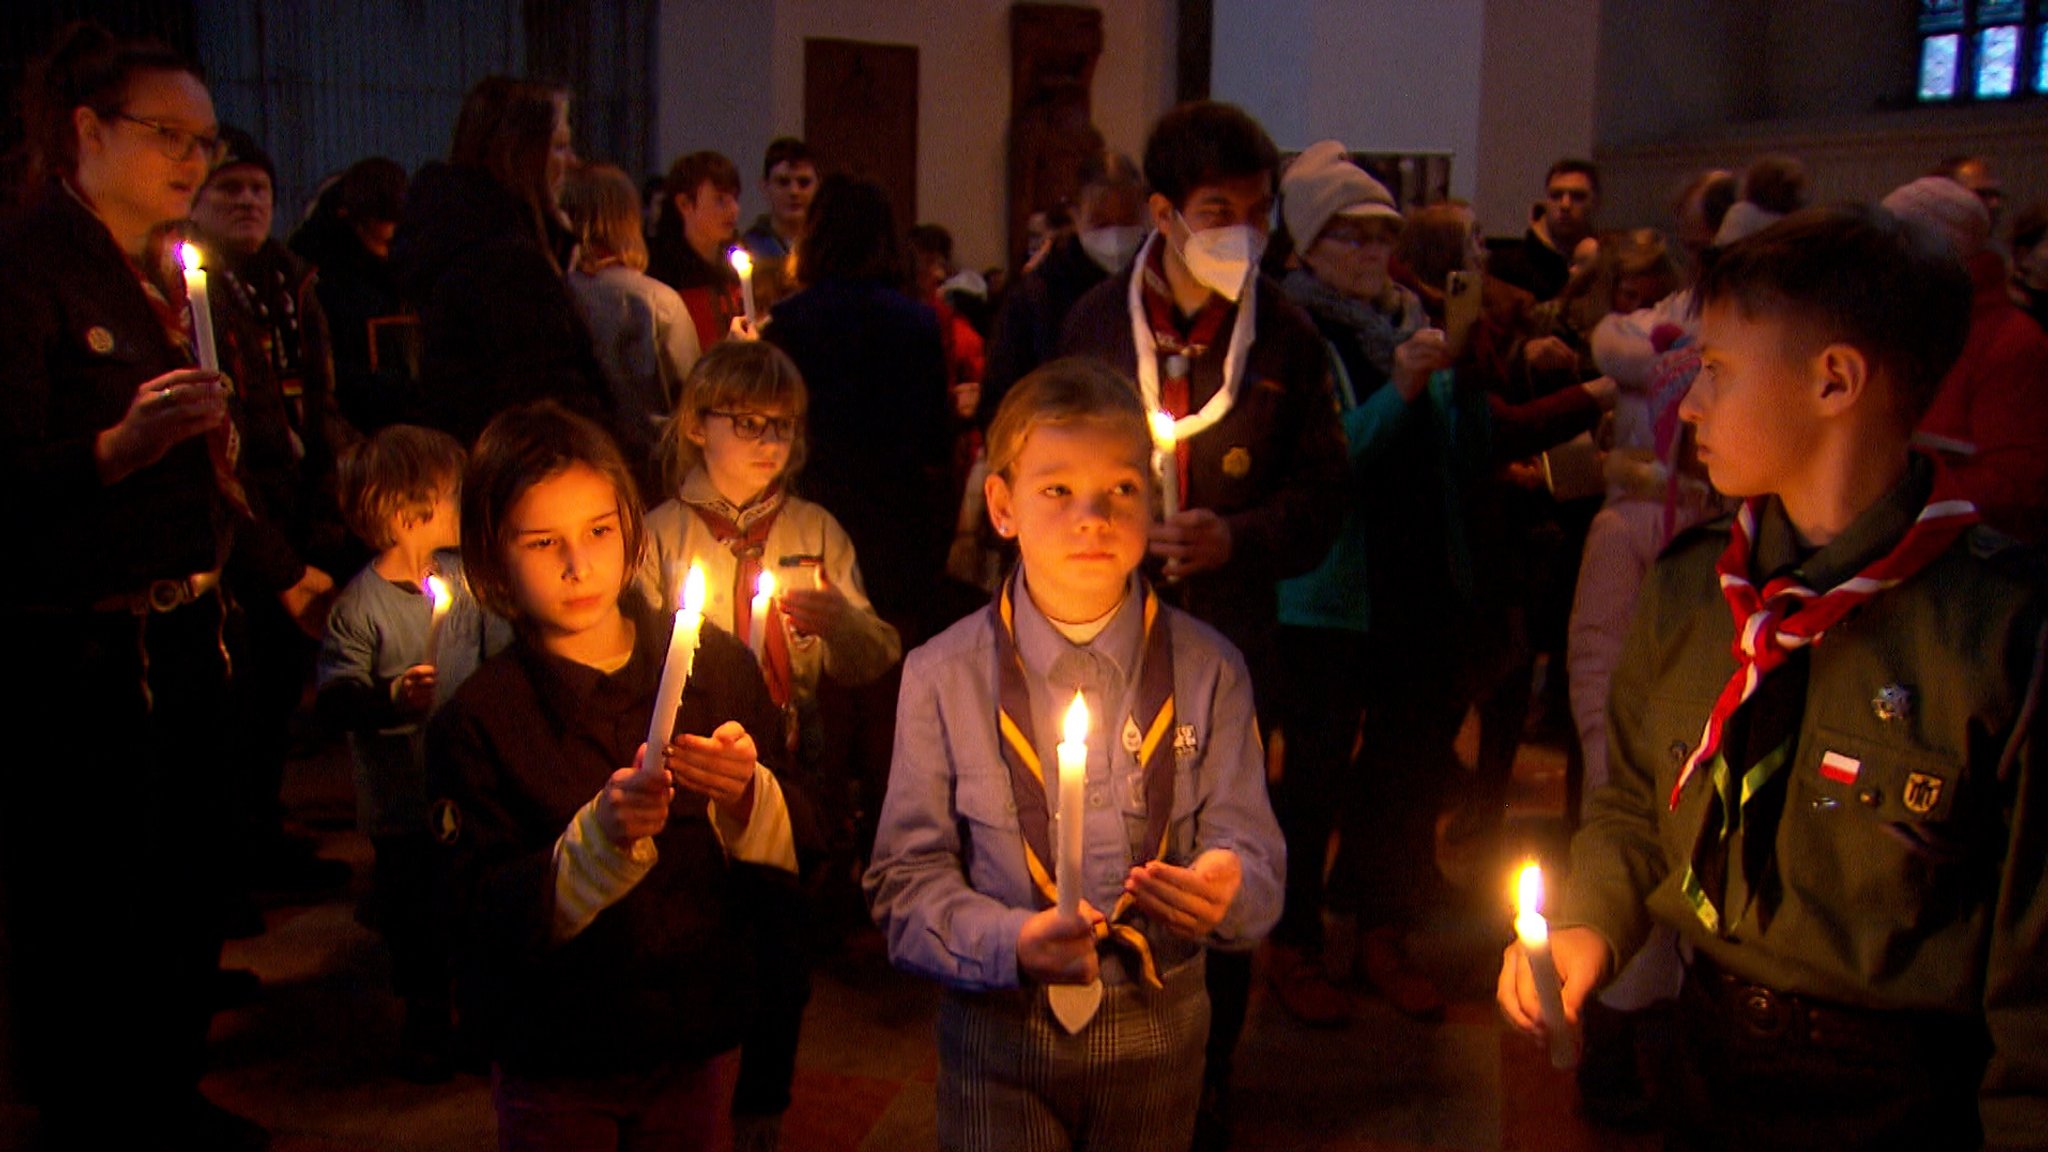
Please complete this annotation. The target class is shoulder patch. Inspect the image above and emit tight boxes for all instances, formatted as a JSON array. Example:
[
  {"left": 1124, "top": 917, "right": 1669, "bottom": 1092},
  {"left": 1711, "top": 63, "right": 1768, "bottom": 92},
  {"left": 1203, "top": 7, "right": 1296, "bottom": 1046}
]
[{"left": 430, "top": 798, "right": 463, "bottom": 845}]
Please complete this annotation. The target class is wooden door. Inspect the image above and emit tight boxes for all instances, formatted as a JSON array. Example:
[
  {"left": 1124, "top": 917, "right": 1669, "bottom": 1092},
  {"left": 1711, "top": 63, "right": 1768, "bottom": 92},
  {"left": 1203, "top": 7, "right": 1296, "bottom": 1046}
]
[{"left": 803, "top": 38, "right": 919, "bottom": 227}]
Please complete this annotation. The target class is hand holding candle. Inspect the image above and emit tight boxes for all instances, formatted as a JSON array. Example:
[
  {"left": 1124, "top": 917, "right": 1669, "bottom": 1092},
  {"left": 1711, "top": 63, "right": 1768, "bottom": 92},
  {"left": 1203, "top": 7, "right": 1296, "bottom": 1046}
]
[
  {"left": 644, "top": 564, "right": 707, "bottom": 776},
  {"left": 729, "top": 247, "right": 759, "bottom": 331},
  {"left": 1513, "top": 862, "right": 1579, "bottom": 1070},
  {"left": 1055, "top": 692, "right": 1089, "bottom": 921},
  {"left": 1148, "top": 410, "right": 1180, "bottom": 520},
  {"left": 178, "top": 243, "right": 220, "bottom": 373}
]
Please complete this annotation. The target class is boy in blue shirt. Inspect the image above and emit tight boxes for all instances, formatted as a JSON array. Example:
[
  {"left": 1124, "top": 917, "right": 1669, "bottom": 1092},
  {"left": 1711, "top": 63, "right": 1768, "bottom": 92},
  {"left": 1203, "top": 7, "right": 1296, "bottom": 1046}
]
[{"left": 866, "top": 357, "right": 1284, "bottom": 1152}]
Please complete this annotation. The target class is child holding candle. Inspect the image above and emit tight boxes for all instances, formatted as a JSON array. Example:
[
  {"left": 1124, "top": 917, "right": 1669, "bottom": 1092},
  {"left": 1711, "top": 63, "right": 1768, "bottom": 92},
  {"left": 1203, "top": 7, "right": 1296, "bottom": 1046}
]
[
  {"left": 427, "top": 401, "right": 799, "bottom": 1150},
  {"left": 865, "top": 357, "right": 1285, "bottom": 1152},
  {"left": 1498, "top": 206, "right": 2048, "bottom": 1149},
  {"left": 637, "top": 338, "right": 899, "bottom": 1149},
  {"left": 317, "top": 423, "right": 504, "bottom": 1082}
]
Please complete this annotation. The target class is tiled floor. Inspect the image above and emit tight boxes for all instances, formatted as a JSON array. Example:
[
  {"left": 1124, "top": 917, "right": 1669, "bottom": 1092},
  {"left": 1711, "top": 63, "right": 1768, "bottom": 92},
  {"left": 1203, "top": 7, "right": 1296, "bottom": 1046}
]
[{"left": 13, "top": 703, "right": 1663, "bottom": 1152}]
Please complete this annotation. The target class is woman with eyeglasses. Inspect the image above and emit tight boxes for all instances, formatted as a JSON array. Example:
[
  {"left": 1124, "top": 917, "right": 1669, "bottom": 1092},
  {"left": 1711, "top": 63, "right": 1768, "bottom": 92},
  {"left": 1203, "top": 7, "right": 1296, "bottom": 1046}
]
[
  {"left": 0, "top": 22, "right": 269, "bottom": 1151},
  {"left": 391, "top": 75, "right": 614, "bottom": 448}
]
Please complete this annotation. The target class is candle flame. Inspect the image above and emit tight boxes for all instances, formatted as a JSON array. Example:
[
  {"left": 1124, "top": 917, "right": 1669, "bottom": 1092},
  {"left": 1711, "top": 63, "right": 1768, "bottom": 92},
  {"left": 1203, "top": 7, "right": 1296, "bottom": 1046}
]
[
  {"left": 178, "top": 242, "right": 203, "bottom": 272},
  {"left": 1148, "top": 409, "right": 1177, "bottom": 451},
  {"left": 755, "top": 569, "right": 776, "bottom": 600},
  {"left": 681, "top": 563, "right": 708, "bottom": 614},
  {"left": 422, "top": 573, "right": 449, "bottom": 609},
  {"left": 1062, "top": 691, "right": 1089, "bottom": 745},
  {"left": 728, "top": 247, "right": 753, "bottom": 277},
  {"left": 1516, "top": 861, "right": 1545, "bottom": 918}
]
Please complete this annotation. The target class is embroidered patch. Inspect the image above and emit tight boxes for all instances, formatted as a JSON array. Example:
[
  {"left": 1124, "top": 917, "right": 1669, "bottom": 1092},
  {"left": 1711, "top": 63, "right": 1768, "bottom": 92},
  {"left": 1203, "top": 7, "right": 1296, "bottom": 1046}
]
[
  {"left": 84, "top": 326, "right": 115, "bottom": 355},
  {"left": 1872, "top": 684, "right": 1914, "bottom": 723},
  {"left": 1902, "top": 772, "right": 1944, "bottom": 815},
  {"left": 1122, "top": 715, "right": 1144, "bottom": 755},
  {"left": 1818, "top": 750, "right": 1862, "bottom": 786},
  {"left": 1173, "top": 724, "right": 1198, "bottom": 760},
  {"left": 1221, "top": 447, "right": 1252, "bottom": 478},
  {"left": 430, "top": 798, "right": 463, "bottom": 845}
]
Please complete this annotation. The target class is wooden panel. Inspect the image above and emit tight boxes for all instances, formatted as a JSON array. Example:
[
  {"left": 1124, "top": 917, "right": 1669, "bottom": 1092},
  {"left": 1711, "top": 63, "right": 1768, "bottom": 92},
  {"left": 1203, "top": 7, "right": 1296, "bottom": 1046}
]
[
  {"left": 1007, "top": 4, "right": 1103, "bottom": 271},
  {"left": 803, "top": 37, "right": 919, "bottom": 228}
]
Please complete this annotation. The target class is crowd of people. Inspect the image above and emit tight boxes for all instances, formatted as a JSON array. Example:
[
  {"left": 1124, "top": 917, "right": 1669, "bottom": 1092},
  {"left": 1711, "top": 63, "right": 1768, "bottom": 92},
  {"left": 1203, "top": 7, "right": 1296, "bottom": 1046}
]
[{"left": 3, "top": 20, "right": 2048, "bottom": 1152}]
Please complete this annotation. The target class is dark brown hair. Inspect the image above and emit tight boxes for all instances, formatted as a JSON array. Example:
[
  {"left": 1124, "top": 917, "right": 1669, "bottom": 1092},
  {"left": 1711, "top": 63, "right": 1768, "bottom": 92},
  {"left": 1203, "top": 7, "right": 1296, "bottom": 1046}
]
[
  {"left": 1696, "top": 203, "right": 1972, "bottom": 422},
  {"left": 448, "top": 75, "right": 569, "bottom": 265},
  {"left": 338, "top": 424, "right": 467, "bottom": 550},
  {"left": 460, "top": 401, "right": 644, "bottom": 620},
  {"left": 22, "top": 22, "right": 198, "bottom": 187},
  {"left": 794, "top": 174, "right": 906, "bottom": 289},
  {"left": 1143, "top": 101, "right": 1278, "bottom": 211},
  {"left": 986, "top": 357, "right": 1148, "bottom": 479}
]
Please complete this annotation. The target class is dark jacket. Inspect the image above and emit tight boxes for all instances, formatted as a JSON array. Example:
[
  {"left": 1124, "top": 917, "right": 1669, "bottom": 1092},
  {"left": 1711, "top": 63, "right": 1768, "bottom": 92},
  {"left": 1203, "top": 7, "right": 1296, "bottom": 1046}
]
[
  {"left": 1487, "top": 226, "right": 1572, "bottom": 302},
  {"left": 391, "top": 163, "right": 612, "bottom": 444},
  {"left": 0, "top": 185, "right": 242, "bottom": 604},
  {"left": 291, "top": 213, "right": 417, "bottom": 434},
  {"left": 766, "top": 278, "right": 955, "bottom": 622},
  {"left": 648, "top": 229, "right": 741, "bottom": 355},
  {"left": 978, "top": 234, "right": 1111, "bottom": 428},
  {"left": 428, "top": 600, "right": 797, "bottom": 1076},
  {"left": 1059, "top": 269, "right": 1347, "bottom": 698}
]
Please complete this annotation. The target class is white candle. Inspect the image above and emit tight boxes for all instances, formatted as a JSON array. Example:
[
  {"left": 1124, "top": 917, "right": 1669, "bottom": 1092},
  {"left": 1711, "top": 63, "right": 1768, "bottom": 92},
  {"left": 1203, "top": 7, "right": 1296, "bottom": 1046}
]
[
  {"left": 178, "top": 242, "right": 219, "bottom": 372},
  {"left": 1055, "top": 692, "right": 1089, "bottom": 920},
  {"left": 1148, "top": 410, "right": 1179, "bottom": 520},
  {"left": 1515, "top": 862, "right": 1577, "bottom": 1070},
  {"left": 748, "top": 569, "right": 776, "bottom": 661},
  {"left": 644, "top": 564, "right": 707, "bottom": 775},
  {"left": 729, "top": 247, "right": 758, "bottom": 330},
  {"left": 422, "top": 574, "right": 453, "bottom": 666}
]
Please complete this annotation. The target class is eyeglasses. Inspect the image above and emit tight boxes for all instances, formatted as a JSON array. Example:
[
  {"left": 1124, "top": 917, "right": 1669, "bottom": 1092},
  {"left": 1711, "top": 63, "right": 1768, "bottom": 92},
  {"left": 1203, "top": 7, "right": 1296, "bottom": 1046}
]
[
  {"left": 704, "top": 410, "right": 798, "bottom": 443},
  {"left": 1318, "top": 224, "right": 1397, "bottom": 249},
  {"left": 111, "top": 113, "right": 226, "bottom": 165}
]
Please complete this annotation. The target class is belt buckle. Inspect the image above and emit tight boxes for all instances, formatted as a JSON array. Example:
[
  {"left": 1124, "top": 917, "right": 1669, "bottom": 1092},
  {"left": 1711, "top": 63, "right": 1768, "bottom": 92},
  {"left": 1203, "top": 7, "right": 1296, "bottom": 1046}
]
[
  {"left": 147, "top": 578, "right": 189, "bottom": 613},
  {"left": 1735, "top": 985, "right": 1791, "bottom": 1041}
]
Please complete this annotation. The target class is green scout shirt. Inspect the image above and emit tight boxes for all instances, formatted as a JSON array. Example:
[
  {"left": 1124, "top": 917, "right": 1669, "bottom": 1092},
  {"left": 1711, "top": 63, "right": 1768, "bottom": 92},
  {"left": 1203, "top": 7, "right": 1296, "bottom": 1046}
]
[{"left": 1559, "top": 457, "right": 2048, "bottom": 1145}]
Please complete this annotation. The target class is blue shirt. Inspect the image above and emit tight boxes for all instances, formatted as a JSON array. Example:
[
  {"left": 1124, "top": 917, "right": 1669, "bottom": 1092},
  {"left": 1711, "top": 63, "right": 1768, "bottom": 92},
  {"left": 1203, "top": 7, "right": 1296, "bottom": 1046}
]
[{"left": 864, "top": 572, "right": 1285, "bottom": 991}]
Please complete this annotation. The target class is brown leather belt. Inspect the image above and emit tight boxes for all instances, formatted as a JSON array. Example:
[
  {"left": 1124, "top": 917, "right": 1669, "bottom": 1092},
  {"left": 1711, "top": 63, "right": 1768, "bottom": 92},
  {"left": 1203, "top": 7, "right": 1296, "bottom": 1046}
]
[
  {"left": 1687, "top": 955, "right": 1978, "bottom": 1060},
  {"left": 90, "top": 570, "right": 222, "bottom": 615}
]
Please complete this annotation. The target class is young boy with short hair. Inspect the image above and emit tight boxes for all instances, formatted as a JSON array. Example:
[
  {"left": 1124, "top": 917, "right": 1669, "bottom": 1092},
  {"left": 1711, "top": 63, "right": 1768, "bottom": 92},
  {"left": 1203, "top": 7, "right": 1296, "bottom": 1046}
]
[
  {"left": 865, "top": 357, "right": 1285, "bottom": 1152},
  {"left": 317, "top": 423, "right": 507, "bottom": 1081},
  {"left": 1499, "top": 203, "right": 2048, "bottom": 1149}
]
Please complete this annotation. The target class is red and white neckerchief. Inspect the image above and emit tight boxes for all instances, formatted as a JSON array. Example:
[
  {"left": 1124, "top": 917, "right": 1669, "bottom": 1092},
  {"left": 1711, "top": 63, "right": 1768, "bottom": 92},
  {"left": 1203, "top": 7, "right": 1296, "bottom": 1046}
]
[
  {"left": 1667, "top": 464, "right": 1979, "bottom": 811},
  {"left": 1125, "top": 230, "right": 1256, "bottom": 442}
]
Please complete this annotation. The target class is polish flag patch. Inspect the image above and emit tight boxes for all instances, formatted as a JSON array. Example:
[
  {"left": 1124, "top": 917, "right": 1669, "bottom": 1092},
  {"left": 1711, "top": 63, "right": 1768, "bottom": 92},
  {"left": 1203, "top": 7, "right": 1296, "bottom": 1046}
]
[{"left": 1819, "top": 750, "right": 1862, "bottom": 785}]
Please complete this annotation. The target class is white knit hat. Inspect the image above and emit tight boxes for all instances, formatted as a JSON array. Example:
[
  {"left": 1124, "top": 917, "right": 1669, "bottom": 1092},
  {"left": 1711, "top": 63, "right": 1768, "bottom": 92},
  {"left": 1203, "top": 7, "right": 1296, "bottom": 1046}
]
[
  {"left": 1281, "top": 140, "right": 1402, "bottom": 247},
  {"left": 1881, "top": 175, "right": 1991, "bottom": 260}
]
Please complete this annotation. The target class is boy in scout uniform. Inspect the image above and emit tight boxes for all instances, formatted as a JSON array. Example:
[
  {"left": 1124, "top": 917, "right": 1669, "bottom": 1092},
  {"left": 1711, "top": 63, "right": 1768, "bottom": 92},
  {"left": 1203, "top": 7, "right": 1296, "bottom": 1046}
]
[
  {"left": 1499, "top": 203, "right": 2048, "bottom": 1150},
  {"left": 1059, "top": 101, "right": 1345, "bottom": 1149}
]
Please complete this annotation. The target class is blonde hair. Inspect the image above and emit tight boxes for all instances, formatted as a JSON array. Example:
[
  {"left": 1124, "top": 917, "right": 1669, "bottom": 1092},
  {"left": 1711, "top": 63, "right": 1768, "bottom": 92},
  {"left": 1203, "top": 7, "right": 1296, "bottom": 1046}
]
[
  {"left": 337, "top": 424, "right": 467, "bottom": 550},
  {"left": 985, "top": 357, "right": 1149, "bottom": 479},
  {"left": 560, "top": 162, "right": 648, "bottom": 273},
  {"left": 663, "top": 340, "right": 810, "bottom": 494}
]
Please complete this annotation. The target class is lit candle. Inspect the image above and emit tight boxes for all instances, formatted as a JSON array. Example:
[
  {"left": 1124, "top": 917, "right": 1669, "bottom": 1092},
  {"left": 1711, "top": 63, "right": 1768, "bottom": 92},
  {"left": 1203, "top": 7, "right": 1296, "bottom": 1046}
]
[
  {"left": 422, "top": 574, "right": 453, "bottom": 666},
  {"left": 1148, "top": 410, "right": 1179, "bottom": 520},
  {"left": 178, "top": 242, "right": 219, "bottom": 372},
  {"left": 729, "top": 247, "right": 758, "bottom": 330},
  {"left": 748, "top": 569, "right": 776, "bottom": 661},
  {"left": 644, "top": 564, "right": 707, "bottom": 775},
  {"left": 1055, "top": 692, "right": 1089, "bottom": 920},
  {"left": 1515, "top": 862, "right": 1577, "bottom": 1070}
]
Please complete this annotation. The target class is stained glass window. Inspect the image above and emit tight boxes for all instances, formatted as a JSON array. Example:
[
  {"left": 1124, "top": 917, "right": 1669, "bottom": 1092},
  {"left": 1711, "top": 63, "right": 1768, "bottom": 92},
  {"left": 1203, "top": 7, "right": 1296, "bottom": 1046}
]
[
  {"left": 1922, "top": 33, "right": 1962, "bottom": 98},
  {"left": 1916, "top": 1, "right": 2044, "bottom": 102}
]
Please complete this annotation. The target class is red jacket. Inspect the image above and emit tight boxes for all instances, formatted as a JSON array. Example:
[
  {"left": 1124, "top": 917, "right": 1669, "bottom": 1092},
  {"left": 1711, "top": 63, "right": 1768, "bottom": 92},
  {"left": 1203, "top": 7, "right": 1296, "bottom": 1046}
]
[{"left": 1920, "top": 250, "right": 2048, "bottom": 543}]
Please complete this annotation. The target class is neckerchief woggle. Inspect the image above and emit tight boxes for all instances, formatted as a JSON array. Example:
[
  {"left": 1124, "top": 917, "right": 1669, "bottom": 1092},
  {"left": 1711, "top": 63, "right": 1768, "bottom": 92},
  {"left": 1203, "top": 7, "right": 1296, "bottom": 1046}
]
[{"left": 990, "top": 571, "right": 1177, "bottom": 988}]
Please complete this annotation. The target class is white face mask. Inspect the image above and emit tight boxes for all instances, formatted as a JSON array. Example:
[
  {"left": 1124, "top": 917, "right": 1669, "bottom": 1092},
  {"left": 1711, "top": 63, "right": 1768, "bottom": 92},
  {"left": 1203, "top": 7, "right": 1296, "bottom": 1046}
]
[
  {"left": 1174, "top": 214, "right": 1265, "bottom": 302},
  {"left": 1078, "top": 225, "right": 1145, "bottom": 274}
]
